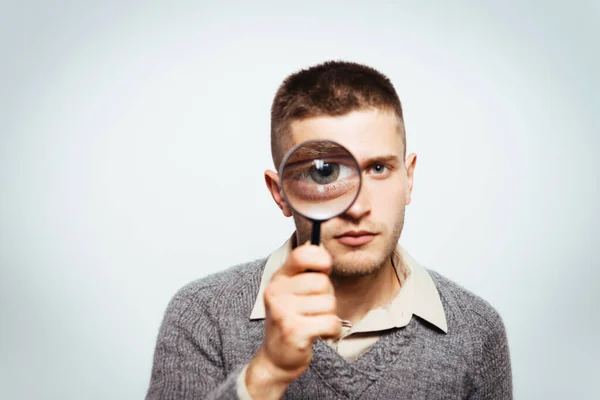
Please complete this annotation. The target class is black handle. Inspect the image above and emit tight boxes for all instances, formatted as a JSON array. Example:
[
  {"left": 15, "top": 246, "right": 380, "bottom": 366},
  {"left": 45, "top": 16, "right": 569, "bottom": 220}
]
[{"left": 311, "top": 220, "right": 321, "bottom": 245}]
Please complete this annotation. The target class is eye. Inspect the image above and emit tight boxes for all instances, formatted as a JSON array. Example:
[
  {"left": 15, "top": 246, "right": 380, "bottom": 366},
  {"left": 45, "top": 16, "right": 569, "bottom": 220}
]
[
  {"left": 308, "top": 162, "right": 340, "bottom": 184},
  {"left": 284, "top": 161, "right": 360, "bottom": 202},
  {"left": 372, "top": 164, "right": 387, "bottom": 174}
]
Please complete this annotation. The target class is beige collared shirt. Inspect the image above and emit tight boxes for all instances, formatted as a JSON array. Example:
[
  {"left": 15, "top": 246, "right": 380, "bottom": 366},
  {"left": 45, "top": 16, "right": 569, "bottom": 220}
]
[{"left": 237, "top": 235, "right": 448, "bottom": 399}]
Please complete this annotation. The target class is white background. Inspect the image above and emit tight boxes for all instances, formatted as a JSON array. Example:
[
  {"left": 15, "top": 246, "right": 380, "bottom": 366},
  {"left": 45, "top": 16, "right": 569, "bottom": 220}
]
[{"left": 1, "top": 1, "right": 598, "bottom": 399}]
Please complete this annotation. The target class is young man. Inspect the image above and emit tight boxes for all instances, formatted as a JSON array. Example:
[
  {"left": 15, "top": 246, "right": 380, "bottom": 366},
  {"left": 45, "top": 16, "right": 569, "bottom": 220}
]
[{"left": 146, "top": 61, "right": 513, "bottom": 399}]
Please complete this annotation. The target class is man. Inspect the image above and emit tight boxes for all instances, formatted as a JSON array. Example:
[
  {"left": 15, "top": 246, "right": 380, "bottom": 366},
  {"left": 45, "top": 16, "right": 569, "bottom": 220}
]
[{"left": 146, "top": 61, "right": 512, "bottom": 399}]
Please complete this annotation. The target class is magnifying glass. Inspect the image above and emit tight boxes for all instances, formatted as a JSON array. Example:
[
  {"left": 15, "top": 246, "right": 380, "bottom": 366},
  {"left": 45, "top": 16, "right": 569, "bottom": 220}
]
[{"left": 279, "top": 139, "right": 362, "bottom": 246}]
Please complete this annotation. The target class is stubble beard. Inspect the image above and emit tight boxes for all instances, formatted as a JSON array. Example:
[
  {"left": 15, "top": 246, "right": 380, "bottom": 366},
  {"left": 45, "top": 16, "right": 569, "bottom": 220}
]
[{"left": 292, "top": 207, "right": 406, "bottom": 278}]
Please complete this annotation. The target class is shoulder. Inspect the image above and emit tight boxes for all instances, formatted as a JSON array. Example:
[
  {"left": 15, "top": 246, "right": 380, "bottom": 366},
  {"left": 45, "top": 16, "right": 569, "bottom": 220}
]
[
  {"left": 163, "top": 258, "right": 267, "bottom": 320},
  {"left": 427, "top": 269, "right": 507, "bottom": 341},
  {"left": 426, "top": 270, "right": 513, "bottom": 393}
]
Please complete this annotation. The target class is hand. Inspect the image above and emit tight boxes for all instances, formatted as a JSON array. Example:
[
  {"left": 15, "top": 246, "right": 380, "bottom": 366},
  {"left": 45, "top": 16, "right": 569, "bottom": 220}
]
[{"left": 246, "top": 242, "right": 341, "bottom": 398}]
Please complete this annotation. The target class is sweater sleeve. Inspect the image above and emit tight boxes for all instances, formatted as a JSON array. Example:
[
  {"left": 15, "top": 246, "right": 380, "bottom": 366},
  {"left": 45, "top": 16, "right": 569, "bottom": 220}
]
[
  {"left": 235, "top": 364, "right": 254, "bottom": 400},
  {"left": 468, "top": 306, "right": 513, "bottom": 400},
  {"left": 145, "top": 283, "right": 243, "bottom": 400}
]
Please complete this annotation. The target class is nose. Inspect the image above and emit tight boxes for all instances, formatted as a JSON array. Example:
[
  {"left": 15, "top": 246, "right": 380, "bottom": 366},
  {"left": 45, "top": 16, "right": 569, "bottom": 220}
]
[{"left": 343, "top": 180, "right": 372, "bottom": 221}]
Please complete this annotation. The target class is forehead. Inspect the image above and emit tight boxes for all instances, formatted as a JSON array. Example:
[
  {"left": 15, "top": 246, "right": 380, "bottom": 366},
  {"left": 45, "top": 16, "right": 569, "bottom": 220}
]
[{"left": 288, "top": 109, "right": 404, "bottom": 162}]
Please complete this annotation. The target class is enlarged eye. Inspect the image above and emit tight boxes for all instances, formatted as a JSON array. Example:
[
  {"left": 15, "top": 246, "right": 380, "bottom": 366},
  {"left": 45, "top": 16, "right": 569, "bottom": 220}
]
[
  {"left": 309, "top": 162, "right": 340, "bottom": 184},
  {"left": 283, "top": 159, "right": 359, "bottom": 202}
]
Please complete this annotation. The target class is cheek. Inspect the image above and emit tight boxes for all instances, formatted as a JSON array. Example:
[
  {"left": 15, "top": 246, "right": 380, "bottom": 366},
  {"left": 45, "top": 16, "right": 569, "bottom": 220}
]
[
  {"left": 293, "top": 213, "right": 310, "bottom": 227},
  {"left": 292, "top": 213, "right": 313, "bottom": 239},
  {"left": 372, "top": 179, "right": 406, "bottom": 212}
]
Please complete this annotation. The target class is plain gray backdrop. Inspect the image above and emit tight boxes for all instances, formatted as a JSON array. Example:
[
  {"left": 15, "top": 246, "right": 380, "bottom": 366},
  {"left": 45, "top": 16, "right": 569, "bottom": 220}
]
[{"left": 1, "top": 1, "right": 598, "bottom": 399}]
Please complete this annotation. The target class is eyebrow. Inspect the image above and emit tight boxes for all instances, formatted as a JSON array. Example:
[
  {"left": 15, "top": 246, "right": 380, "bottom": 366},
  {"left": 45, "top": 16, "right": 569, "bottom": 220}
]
[
  {"left": 360, "top": 154, "right": 400, "bottom": 168},
  {"left": 283, "top": 142, "right": 352, "bottom": 166}
]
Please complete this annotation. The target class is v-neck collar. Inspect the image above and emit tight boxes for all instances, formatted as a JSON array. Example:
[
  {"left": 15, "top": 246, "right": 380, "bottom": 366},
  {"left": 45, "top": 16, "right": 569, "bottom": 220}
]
[{"left": 308, "top": 320, "right": 419, "bottom": 399}]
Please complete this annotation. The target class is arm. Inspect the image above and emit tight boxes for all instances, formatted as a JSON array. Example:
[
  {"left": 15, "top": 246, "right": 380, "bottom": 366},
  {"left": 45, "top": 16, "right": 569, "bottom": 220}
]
[
  {"left": 147, "top": 242, "right": 340, "bottom": 400},
  {"left": 242, "top": 348, "right": 302, "bottom": 400},
  {"left": 145, "top": 283, "right": 242, "bottom": 400},
  {"left": 235, "top": 361, "right": 290, "bottom": 400},
  {"left": 469, "top": 307, "right": 513, "bottom": 400}
]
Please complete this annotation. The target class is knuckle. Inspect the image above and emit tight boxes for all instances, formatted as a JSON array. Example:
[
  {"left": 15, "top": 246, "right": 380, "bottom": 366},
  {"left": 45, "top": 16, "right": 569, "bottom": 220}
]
[
  {"left": 265, "top": 276, "right": 288, "bottom": 297},
  {"left": 288, "top": 247, "right": 305, "bottom": 265},
  {"left": 301, "top": 246, "right": 331, "bottom": 269},
  {"left": 320, "top": 248, "right": 333, "bottom": 265},
  {"left": 264, "top": 284, "right": 278, "bottom": 301},
  {"left": 280, "top": 318, "right": 297, "bottom": 338},
  {"left": 328, "top": 316, "right": 341, "bottom": 332},
  {"left": 267, "top": 303, "right": 284, "bottom": 322},
  {"left": 311, "top": 251, "right": 331, "bottom": 269},
  {"left": 324, "top": 295, "right": 336, "bottom": 312},
  {"left": 316, "top": 275, "right": 332, "bottom": 292},
  {"left": 295, "top": 338, "right": 311, "bottom": 352}
]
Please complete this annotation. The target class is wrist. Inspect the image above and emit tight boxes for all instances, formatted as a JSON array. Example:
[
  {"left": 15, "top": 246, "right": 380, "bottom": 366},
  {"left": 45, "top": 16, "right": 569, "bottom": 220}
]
[{"left": 246, "top": 350, "right": 292, "bottom": 399}]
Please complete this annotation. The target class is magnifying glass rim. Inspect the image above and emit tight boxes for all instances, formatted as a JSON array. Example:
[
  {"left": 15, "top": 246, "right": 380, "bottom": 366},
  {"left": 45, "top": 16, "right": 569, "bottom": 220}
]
[{"left": 278, "top": 139, "right": 363, "bottom": 222}]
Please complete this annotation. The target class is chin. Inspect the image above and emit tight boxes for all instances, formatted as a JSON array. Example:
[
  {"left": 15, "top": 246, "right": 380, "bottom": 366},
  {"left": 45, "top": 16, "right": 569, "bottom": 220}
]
[{"left": 330, "top": 251, "right": 387, "bottom": 278}]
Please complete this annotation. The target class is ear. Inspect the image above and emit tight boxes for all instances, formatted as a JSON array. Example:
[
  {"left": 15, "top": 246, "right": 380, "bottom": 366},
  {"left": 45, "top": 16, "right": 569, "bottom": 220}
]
[
  {"left": 264, "top": 170, "right": 293, "bottom": 217},
  {"left": 404, "top": 153, "right": 417, "bottom": 205}
]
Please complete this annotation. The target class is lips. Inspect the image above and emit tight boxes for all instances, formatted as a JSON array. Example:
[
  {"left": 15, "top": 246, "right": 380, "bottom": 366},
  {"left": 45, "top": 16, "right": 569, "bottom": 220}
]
[{"left": 335, "top": 230, "right": 377, "bottom": 246}]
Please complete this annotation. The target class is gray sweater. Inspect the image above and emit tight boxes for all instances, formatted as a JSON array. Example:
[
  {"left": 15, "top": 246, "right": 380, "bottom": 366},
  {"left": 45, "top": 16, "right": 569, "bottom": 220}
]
[{"left": 146, "top": 258, "right": 512, "bottom": 399}]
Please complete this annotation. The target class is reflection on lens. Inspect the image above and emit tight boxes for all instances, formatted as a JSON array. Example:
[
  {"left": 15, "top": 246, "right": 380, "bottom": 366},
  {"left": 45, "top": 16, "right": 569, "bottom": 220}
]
[{"left": 280, "top": 140, "right": 361, "bottom": 221}]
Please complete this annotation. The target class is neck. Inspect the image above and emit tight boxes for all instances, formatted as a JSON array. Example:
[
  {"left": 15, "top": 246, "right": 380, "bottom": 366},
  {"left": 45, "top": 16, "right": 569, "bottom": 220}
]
[{"left": 331, "top": 257, "right": 402, "bottom": 325}]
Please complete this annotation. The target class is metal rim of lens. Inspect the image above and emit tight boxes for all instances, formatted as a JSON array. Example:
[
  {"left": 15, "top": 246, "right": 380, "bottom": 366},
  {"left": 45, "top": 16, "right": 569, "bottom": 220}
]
[{"left": 278, "top": 139, "right": 362, "bottom": 222}]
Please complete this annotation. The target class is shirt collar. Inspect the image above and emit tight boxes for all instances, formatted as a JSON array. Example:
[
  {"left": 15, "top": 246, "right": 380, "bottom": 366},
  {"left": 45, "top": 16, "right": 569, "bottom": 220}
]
[{"left": 250, "top": 233, "right": 448, "bottom": 333}]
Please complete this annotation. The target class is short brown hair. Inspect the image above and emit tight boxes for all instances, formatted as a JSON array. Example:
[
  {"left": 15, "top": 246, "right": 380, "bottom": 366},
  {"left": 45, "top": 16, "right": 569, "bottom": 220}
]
[{"left": 270, "top": 60, "right": 405, "bottom": 169}]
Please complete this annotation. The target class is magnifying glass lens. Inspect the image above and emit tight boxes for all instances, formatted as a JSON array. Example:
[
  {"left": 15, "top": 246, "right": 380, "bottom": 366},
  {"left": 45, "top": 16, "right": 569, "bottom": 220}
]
[{"left": 280, "top": 140, "right": 361, "bottom": 221}]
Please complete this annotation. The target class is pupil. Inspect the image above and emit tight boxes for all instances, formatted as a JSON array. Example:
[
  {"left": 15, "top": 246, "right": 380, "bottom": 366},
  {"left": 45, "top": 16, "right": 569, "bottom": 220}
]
[
  {"left": 309, "top": 162, "right": 340, "bottom": 184},
  {"left": 319, "top": 163, "right": 333, "bottom": 176}
]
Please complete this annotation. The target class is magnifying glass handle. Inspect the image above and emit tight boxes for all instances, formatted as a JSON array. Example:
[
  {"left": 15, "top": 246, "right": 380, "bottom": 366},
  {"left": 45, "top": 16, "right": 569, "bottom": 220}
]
[{"left": 311, "top": 221, "right": 321, "bottom": 246}]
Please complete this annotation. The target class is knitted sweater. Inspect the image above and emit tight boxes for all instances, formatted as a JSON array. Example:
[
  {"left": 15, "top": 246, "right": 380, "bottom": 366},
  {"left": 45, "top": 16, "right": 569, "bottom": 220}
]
[{"left": 146, "top": 258, "right": 512, "bottom": 399}]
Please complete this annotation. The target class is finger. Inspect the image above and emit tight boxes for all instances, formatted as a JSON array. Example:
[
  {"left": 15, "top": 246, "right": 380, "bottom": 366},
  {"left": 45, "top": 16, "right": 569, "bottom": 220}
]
[
  {"left": 288, "top": 272, "right": 333, "bottom": 295},
  {"left": 299, "top": 315, "right": 342, "bottom": 341},
  {"left": 278, "top": 244, "right": 332, "bottom": 277},
  {"left": 294, "top": 294, "right": 336, "bottom": 316}
]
